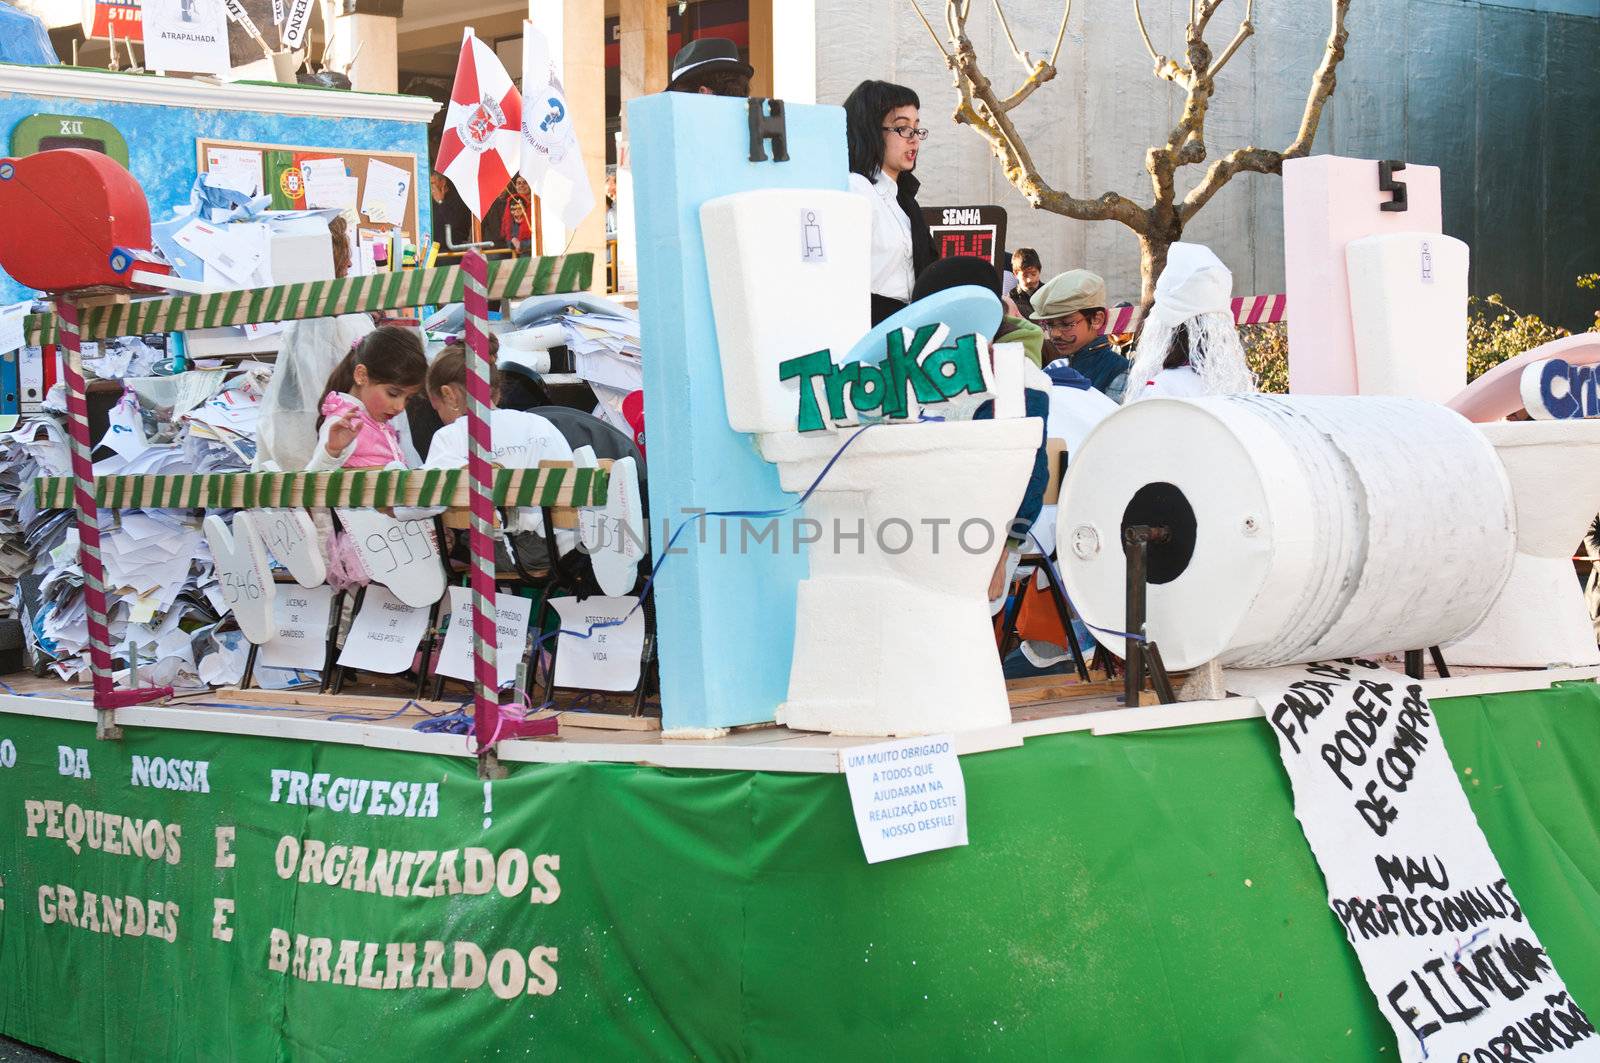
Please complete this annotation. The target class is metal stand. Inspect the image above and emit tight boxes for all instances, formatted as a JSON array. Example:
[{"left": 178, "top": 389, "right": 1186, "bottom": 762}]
[
  {"left": 1404, "top": 646, "right": 1450, "bottom": 681},
  {"left": 1122, "top": 524, "right": 1177, "bottom": 707}
]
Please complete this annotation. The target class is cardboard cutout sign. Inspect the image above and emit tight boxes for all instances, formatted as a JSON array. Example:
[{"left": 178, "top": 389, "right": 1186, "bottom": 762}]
[
  {"left": 335, "top": 508, "right": 445, "bottom": 608},
  {"left": 580, "top": 454, "right": 645, "bottom": 596},
  {"left": 202, "top": 512, "right": 276, "bottom": 643},
  {"left": 255, "top": 507, "right": 325, "bottom": 587}
]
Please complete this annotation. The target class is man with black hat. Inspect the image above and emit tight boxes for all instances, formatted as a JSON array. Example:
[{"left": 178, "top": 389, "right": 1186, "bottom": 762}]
[{"left": 667, "top": 38, "right": 754, "bottom": 97}]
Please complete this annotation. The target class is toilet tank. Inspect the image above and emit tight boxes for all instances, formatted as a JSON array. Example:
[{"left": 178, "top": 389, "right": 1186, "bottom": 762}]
[{"left": 701, "top": 189, "right": 870, "bottom": 434}]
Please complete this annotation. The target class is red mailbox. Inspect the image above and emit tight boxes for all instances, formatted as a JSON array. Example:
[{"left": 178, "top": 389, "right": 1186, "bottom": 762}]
[{"left": 0, "top": 148, "right": 165, "bottom": 292}]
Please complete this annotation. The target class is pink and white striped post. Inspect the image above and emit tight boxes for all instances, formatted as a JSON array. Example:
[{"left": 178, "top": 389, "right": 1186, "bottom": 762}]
[
  {"left": 57, "top": 297, "right": 171, "bottom": 737},
  {"left": 461, "top": 251, "right": 557, "bottom": 775}
]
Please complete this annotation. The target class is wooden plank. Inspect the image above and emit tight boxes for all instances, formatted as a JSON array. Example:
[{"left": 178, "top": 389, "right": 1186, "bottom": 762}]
[
  {"left": 192, "top": 688, "right": 467, "bottom": 716},
  {"left": 556, "top": 711, "right": 661, "bottom": 732},
  {"left": 36, "top": 461, "right": 611, "bottom": 510},
  {"left": 23, "top": 252, "right": 593, "bottom": 344},
  {"left": 1007, "top": 678, "right": 1124, "bottom": 707}
]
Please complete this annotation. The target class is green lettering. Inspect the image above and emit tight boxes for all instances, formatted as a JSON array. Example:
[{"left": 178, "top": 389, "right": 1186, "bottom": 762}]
[
  {"left": 922, "top": 333, "right": 988, "bottom": 399},
  {"left": 778, "top": 349, "right": 836, "bottom": 432},
  {"left": 850, "top": 362, "right": 889, "bottom": 413}
]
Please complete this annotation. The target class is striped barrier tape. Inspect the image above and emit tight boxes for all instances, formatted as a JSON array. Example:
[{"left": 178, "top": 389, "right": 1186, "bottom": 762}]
[
  {"left": 1106, "top": 293, "right": 1287, "bottom": 335},
  {"left": 35, "top": 464, "right": 611, "bottom": 511},
  {"left": 22, "top": 253, "right": 593, "bottom": 345}
]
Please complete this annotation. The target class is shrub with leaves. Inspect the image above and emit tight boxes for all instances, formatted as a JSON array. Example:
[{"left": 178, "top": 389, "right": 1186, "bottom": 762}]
[{"left": 1242, "top": 322, "right": 1289, "bottom": 394}]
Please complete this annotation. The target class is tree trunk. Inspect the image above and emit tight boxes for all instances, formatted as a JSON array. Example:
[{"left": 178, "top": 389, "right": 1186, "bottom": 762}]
[{"left": 1137, "top": 231, "right": 1173, "bottom": 312}]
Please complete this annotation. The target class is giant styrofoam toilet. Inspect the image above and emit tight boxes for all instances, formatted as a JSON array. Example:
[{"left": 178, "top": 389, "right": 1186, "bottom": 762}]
[
  {"left": 701, "top": 188, "right": 1040, "bottom": 735},
  {"left": 1447, "top": 419, "right": 1600, "bottom": 667}
]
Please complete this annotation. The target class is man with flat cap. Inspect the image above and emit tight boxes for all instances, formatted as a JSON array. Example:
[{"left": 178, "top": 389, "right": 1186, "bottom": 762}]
[
  {"left": 667, "top": 38, "right": 754, "bottom": 97},
  {"left": 1031, "top": 269, "right": 1129, "bottom": 402}
]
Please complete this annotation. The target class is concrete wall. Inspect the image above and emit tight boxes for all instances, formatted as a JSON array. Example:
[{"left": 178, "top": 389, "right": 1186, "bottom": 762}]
[{"left": 815, "top": 0, "right": 1600, "bottom": 330}]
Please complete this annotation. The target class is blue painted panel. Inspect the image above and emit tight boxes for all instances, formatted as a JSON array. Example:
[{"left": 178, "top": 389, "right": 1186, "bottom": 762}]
[
  {"left": 629, "top": 92, "right": 848, "bottom": 731},
  {"left": 0, "top": 87, "right": 431, "bottom": 302}
]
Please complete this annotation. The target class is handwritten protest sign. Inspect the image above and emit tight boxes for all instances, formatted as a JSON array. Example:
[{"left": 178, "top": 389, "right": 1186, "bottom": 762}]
[{"left": 1232, "top": 661, "right": 1596, "bottom": 1063}]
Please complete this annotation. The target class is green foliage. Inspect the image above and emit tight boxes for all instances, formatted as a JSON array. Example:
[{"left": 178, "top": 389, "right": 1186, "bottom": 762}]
[
  {"left": 1241, "top": 277, "right": 1600, "bottom": 392},
  {"left": 1242, "top": 322, "right": 1289, "bottom": 394},
  {"left": 1466, "top": 294, "right": 1572, "bottom": 381}
]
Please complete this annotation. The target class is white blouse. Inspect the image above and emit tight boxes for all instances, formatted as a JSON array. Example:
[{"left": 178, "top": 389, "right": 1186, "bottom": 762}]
[{"left": 848, "top": 170, "right": 915, "bottom": 302}]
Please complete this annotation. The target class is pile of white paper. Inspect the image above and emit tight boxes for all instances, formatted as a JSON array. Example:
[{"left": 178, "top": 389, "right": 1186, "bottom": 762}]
[{"left": 14, "top": 359, "right": 270, "bottom": 685}]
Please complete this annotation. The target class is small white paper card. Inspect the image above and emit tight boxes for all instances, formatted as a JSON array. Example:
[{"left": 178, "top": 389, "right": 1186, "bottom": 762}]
[
  {"left": 204, "top": 146, "right": 264, "bottom": 197},
  {"left": 549, "top": 595, "right": 643, "bottom": 691},
  {"left": 259, "top": 585, "right": 335, "bottom": 671},
  {"left": 336, "top": 584, "right": 429, "bottom": 674},
  {"left": 843, "top": 735, "right": 968, "bottom": 864},
  {"left": 435, "top": 585, "right": 534, "bottom": 688},
  {"left": 0, "top": 300, "right": 30, "bottom": 354}
]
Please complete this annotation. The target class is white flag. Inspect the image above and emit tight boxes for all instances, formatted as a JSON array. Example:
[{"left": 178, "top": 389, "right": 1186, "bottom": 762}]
[{"left": 519, "top": 23, "right": 595, "bottom": 232}]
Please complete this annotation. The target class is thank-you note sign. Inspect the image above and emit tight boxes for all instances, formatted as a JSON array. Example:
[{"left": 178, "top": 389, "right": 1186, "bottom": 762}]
[
  {"left": 843, "top": 736, "right": 966, "bottom": 864},
  {"left": 1232, "top": 661, "right": 1595, "bottom": 1063}
]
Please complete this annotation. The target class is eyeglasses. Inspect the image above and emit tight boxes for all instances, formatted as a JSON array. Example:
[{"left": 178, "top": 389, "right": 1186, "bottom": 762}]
[
  {"left": 1042, "top": 314, "right": 1089, "bottom": 334},
  {"left": 882, "top": 126, "right": 930, "bottom": 141}
]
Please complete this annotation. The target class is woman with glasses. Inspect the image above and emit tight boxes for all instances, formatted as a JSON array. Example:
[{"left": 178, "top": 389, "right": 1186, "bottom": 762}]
[{"left": 843, "top": 80, "right": 937, "bottom": 325}]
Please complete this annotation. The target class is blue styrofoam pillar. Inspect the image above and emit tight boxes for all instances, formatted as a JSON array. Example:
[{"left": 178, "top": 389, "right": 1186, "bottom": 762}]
[{"left": 629, "top": 92, "right": 848, "bottom": 731}]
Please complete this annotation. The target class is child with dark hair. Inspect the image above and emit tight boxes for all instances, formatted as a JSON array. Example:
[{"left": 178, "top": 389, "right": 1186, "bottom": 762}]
[
  {"left": 844, "top": 79, "right": 937, "bottom": 325},
  {"left": 308, "top": 325, "right": 429, "bottom": 471},
  {"left": 393, "top": 341, "right": 576, "bottom": 567}
]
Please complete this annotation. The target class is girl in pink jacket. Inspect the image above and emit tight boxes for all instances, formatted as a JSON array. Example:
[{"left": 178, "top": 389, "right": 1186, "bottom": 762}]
[
  {"left": 307, "top": 326, "right": 428, "bottom": 587},
  {"left": 307, "top": 325, "right": 428, "bottom": 471}
]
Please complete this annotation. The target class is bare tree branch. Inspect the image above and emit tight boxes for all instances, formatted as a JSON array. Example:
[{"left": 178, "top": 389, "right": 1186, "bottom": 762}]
[
  {"left": 991, "top": 0, "right": 1030, "bottom": 68},
  {"left": 938, "top": 7, "right": 1145, "bottom": 229},
  {"left": 1207, "top": 2, "right": 1255, "bottom": 79},
  {"left": 906, "top": 0, "right": 953, "bottom": 61},
  {"left": 1180, "top": 0, "right": 1351, "bottom": 222},
  {"left": 1048, "top": 0, "right": 1074, "bottom": 68}
]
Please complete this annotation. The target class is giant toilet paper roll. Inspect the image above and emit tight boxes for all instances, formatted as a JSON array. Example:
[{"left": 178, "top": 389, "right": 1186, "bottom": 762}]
[{"left": 1058, "top": 395, "right": 1517, "bottom": 671}]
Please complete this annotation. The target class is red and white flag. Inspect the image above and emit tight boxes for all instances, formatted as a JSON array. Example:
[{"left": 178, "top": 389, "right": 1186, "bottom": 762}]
[{"left": 436, "top": 27, "right": 523, "bottom": 220}]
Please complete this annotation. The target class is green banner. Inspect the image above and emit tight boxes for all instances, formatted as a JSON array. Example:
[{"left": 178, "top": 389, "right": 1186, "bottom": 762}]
[{"left": 1, "top": 684, "right": 1597, "bottom": 1060}]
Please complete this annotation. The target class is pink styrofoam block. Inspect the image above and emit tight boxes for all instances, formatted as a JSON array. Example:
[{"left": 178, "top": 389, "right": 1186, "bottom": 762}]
[{"left": 1282, "top": 156, "right": 1442, "bottom": 395}]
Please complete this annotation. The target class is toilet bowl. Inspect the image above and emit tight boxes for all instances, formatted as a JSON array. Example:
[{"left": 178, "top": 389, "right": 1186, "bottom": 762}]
[
  {"left": 760, "top": 417, "right": 1038, "bottom": 734},
  {"left": 1447, "top": 419, "right": 1600, "bottom": 667},
  {"left": 702, "top": 188, "right": 1039, "bottom": 735}
]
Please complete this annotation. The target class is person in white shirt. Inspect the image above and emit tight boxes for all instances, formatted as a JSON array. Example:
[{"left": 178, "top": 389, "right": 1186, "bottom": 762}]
[
  {"left": 844, "top": 79, "right": 937, "bottom": 325},
  {"left": 1124, "top": 242, "right": 1257, "bottom": 404},
  {"left": 401, "top": 343, "right": 578, "bottom": 565}
]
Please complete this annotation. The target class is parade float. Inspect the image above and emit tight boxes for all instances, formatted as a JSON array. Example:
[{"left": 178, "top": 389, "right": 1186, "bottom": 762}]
[{"left": 0, "top": 85, "right": 1593, "bottom": 1063}]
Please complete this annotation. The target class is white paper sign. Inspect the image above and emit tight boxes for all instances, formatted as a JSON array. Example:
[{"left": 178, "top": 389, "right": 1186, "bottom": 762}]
[
  {"left": 335, "top": 509, "right": 445, "bottom": 608},
  {"left": 259, "top": 584, "right": 334, "bottom": 670},
  {"left": 99, "top": 390, "right": 149, "bottom": 461},
  {"left": 205, "top": 147, "right": 264, "bottom": 198},
  {"left": 202, "top": 513, "right": 276, "bottom": 644},
  {"left": 142, "top": 0, "right": 231, "bottom": 75},
  {"left": 336, "top": 585, "right": 428, "bottom": 674},
  {"left": 279, "top": 0, "right": 312, "bottom": 48},
  {"left": 548, "top": 595, "right": 643, "bottom": 691},
  {"left": 1233, "top": 662, "right": 1596, "bottom": 1063},
  {"left": 843, "top": 735, "right": 968, "bottom": 864},
  {"left": 0, "top": 300, "right": 30, "bottom": 354},
  {"left": 435, "top": 586, "right": 534, "bottom": 688},
  {"left": 361, "top": 159, "right": 411, "bottom": 225}
]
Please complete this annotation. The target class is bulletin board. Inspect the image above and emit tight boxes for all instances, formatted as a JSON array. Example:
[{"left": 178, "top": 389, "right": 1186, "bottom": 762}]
[{"left": 195, "top": 137, "right": 421, "bottom": 239}]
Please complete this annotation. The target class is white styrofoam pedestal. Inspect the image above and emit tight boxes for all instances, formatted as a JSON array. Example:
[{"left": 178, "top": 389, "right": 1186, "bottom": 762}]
[
  {"left": 1448, "top": 419, "right": 1600, "bottom": 668},
  {"left": 1446, "top": 554, "right": 1600, "bottom": 668},
  {"left": 763, "top": 418, "right": 1039, "bottom": 736},
  {"left": 778, "top": 578, "right": 1012, "bottom": 736}
]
